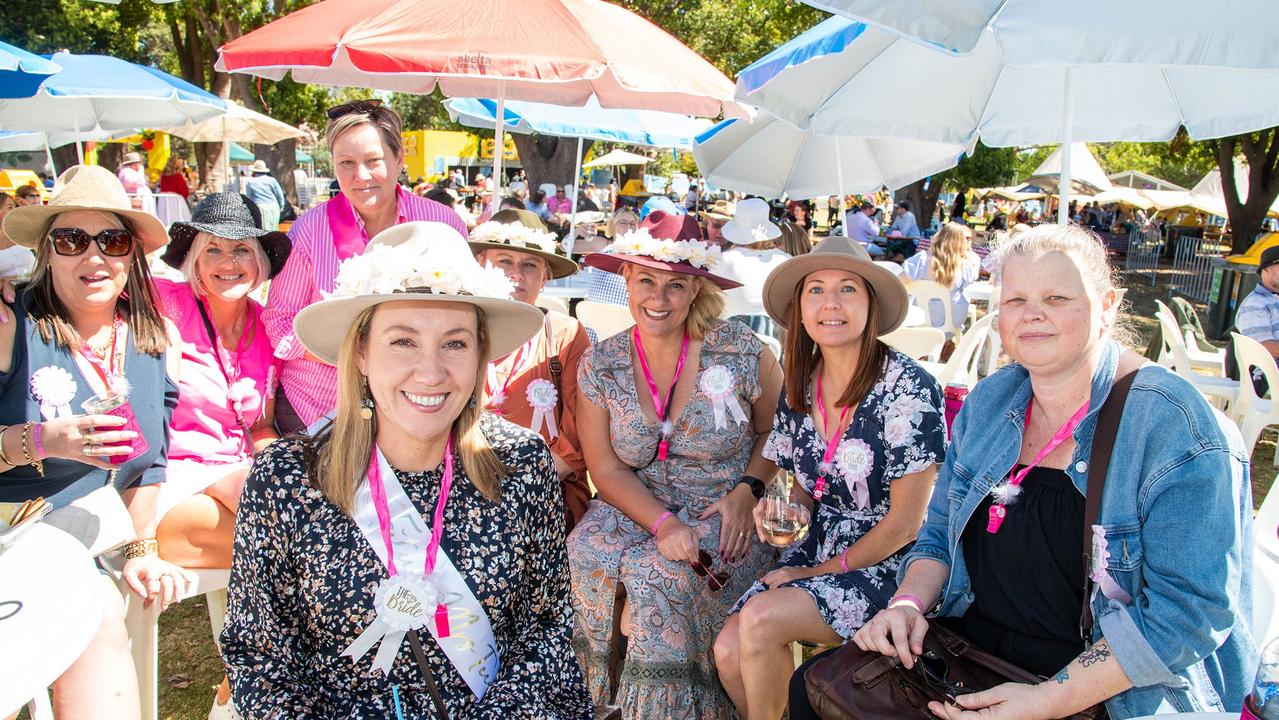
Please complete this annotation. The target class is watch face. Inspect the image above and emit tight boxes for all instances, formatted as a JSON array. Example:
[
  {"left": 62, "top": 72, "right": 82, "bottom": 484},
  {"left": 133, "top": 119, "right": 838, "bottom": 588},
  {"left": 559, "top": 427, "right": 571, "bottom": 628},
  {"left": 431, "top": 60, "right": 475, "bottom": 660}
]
[{"left": 751, "top": 479, "right": 766, "bottom": 498}]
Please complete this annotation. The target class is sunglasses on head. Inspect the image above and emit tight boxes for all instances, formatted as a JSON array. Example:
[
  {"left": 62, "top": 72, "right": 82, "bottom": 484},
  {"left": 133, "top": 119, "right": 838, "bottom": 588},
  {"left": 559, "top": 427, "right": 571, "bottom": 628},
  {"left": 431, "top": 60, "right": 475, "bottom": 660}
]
[
  {"left": 326, "top": 98, "right": 385, "bottom": 120},
  {"left": 49, "top": 227, "right": 135, "bottom": 257},
  {"left": 691, "top": 549, "right": 730, "bottom": 593}
]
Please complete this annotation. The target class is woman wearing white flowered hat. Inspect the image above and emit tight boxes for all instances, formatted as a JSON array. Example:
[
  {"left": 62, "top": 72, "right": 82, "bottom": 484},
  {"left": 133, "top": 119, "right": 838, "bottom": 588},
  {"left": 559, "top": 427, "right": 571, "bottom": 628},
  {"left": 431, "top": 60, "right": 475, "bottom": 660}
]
[
  {"left": 568, "top": 210, "right": 783, "bottom": 718},
  {"left": 221, "top": 221, "right": 591, "bottom": 718}
]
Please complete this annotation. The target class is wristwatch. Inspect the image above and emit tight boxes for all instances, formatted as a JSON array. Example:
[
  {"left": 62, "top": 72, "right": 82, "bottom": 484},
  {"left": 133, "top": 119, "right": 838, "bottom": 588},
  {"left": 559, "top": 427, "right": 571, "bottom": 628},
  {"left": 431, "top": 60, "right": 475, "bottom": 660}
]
[{"left": 737, "top": 475, "right": 766, "bottom": 499}]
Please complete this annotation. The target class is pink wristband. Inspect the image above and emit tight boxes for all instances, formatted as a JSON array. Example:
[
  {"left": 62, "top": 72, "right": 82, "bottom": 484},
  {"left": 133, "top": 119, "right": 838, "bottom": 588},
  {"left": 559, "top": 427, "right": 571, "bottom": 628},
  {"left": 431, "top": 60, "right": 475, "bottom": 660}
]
[
  {"left": 838, "top": 549, "right": 851, "bottom": 573},
  {"left": 888, "top": 594, "right": 926, "bottom": 614},
  {"left": 32, "top": 422, "right": 46, "bottom": 460},
  {"left": 650, "top": 511, "right": 674, "bottom": 536}
]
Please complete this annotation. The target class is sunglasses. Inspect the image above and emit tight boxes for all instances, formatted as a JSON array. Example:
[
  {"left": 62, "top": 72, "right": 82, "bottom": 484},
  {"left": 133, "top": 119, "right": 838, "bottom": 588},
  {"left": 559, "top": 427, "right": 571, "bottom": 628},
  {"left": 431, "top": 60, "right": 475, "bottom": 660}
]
[
  {"left": 913, "top": 649, "right": 975, "bottom": 703},
  {"left": 49, "top": 227, "right": 135, "bottom": 257},
  {"left": 691, "top": 549, "right": 730, "bottom": 593},
  {"left": 326, "top": 98, "right": 385, "bottom": 120}
]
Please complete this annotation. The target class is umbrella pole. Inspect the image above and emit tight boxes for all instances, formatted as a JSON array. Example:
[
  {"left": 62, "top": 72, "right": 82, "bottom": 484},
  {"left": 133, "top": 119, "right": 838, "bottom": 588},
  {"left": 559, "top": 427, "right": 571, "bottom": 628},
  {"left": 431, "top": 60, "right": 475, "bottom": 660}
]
[
  {"left": 1058, "top": 68, "right": 1074, "bottom": 225},
  {"left": 566, "top": 135, "right": 584, "bottom": 256},
  {"left": 835, "top": 137, "right": 847, "bottom": 230},
  {"left": 44, "top": 133, "right": 55, "bottom": 176},
  {"left": 491, "top": 90, "right": 506, "bottom": 213}
]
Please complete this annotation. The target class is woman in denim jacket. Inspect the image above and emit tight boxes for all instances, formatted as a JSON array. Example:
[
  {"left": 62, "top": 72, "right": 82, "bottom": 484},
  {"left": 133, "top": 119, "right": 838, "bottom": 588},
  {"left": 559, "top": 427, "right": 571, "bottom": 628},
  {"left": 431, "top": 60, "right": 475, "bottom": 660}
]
[{"left": 848, "top": 224, "right": 1256, "bottom": 719}]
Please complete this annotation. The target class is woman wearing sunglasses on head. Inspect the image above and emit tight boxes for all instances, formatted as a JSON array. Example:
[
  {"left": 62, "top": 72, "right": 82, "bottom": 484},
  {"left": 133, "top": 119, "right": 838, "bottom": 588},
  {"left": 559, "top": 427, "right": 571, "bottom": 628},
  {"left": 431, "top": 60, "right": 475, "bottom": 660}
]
[
  {"left": 0, "top": 165, "right": 187, "bottom": 719},
  {"left": 713, "top": 235, "right": 946, "bottom": 720},
  {"left": 568, "top": 211, "right": 783, "bottom": 719},
  {"left": 263, "top": 99, "right": 469, "bottom": 434}
]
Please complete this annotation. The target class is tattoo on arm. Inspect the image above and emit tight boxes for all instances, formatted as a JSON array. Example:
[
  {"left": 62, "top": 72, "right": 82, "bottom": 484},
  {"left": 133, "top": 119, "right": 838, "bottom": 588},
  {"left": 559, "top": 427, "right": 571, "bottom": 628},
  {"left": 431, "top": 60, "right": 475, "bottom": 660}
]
[
  {"left": 1078, "top": 643, "right": 1111, "bottom": 668},
  {"left": 1053, "top": 668, "right": 1069, "bottom": 684}
]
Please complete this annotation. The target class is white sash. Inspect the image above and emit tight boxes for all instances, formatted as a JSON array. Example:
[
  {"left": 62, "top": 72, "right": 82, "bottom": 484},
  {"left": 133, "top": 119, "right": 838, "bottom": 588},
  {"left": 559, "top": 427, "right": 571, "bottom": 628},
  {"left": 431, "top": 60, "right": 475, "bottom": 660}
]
[{"left": 346, "top": 450, "right": 500, "bottom": 698}]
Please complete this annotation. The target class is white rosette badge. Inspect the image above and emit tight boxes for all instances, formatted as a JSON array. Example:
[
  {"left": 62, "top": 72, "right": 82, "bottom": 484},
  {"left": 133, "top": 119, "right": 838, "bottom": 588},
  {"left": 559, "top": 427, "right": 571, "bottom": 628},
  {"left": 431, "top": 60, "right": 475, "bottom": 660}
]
[
  {"left": 1089, "top": 526, "right": 1133, "bottom": 604},
  {"left": 699, "top": 364, "right": 748, "bottom": 430},
  {"left": 30, "top": 366, "right": 78, "bottom": 421},
  {"left": 835, "top": 438, "right": 874, "bottom": 509},
  {"left": 342, "top": 573, "right": 442, "bottom": 676},
  {"left": 525, "top": 379, "right": 559, "bottom": 439}
]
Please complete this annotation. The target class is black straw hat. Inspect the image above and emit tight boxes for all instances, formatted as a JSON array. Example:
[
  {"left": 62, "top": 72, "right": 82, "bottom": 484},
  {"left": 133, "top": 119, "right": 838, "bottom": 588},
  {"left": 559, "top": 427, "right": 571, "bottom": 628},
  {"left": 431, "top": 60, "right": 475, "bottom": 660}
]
[{"left": 164, "top": 193, "right": 291, "bottom": 278}]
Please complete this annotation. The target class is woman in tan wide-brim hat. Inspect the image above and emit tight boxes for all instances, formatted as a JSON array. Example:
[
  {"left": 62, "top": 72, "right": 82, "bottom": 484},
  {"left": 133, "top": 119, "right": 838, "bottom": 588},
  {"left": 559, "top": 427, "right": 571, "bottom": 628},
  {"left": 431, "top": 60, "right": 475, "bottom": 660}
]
[
  {"left": 714, "top": 234, "right": 947, "bottom": 719},
  {"left": 221, "top": 220, "right": 591, "bottom": 718},
  {"left": 0, "top": 164, "right": 190, "bottom": 719}
]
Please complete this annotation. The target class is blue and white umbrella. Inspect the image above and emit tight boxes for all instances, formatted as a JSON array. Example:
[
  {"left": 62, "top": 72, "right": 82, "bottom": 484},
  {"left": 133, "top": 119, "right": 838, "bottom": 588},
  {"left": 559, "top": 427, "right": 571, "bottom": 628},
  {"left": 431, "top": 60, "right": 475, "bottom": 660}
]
[
  {"left": 0, "top": 41, "right": 61, "bottom": 99},
  {"left": 0, "top": 52, "right": 226, "bottom": 162},
  {"left": 446, "top": 96, "right": 710, "bottom": 149}
]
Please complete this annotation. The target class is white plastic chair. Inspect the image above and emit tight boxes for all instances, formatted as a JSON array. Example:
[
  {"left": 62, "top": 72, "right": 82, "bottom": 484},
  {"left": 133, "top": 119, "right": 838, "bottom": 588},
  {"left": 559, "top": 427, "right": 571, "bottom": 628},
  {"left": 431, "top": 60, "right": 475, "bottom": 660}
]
[
  {"left": 1154, "top": 299, "right": 1224, "bottom": 375},
  {"left": 574, "top": 300, "right": 635, "bottom": 342},
  {"left": 118, "top": 568, "right": 231, "bottom": 720},
  {"left": 920, "top": 312, "right": 996, "bottom": 386},
  {"left": 1230, "top": 333, "right": 1279, "bottom": 463},
  {"left": 754, "top": 332, "right": 782, "bottom": 362},
  {"left": 1155, "top": 310, "right": 1238, "bottom": 414},
  {"left": 881, "top": 326, "right": 946, "bottom": 362},
  {"left": 1254, "top": 483, "right": 1279, "bottom": 645},
  {"left": 907, "top": 279, "right": 962, "bottom": 339},
  {"left": 535, "top": 294, "right": 569, "bottom": 315}
]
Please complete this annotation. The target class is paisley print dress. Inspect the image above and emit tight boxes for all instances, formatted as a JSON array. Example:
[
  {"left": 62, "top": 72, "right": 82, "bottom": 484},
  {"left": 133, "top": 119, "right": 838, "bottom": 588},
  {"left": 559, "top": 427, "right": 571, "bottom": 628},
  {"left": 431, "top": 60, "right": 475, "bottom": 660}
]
[
  {"left": 731, "top": 350, "right": 946, "bottom": 639},
  {"left": 568, "top": 319, "right": 776, "bottom": 720}
]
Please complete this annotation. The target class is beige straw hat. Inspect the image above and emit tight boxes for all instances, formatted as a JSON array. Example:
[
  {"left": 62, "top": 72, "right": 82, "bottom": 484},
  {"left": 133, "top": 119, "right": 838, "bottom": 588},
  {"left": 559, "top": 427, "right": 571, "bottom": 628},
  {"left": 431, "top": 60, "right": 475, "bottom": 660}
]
[
  {"left": 762, "top": 234, "right": 909, "bottom": 333},
  {"left": 293, "top": 221, "right": 544, "bottom": 366},
  {"left": 3, "top": 165, "right": 168, "bottom": 254}
]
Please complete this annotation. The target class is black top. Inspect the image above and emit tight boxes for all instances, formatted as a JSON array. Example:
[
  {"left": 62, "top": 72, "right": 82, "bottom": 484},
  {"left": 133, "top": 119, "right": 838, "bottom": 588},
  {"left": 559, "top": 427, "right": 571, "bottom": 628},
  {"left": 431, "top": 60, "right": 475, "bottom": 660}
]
[
  {"left": 960, "top": 465, "right": 1086, "bottom": 677},
  {"left": 0, "top": 287, "right": 177, "bottom": 507}
]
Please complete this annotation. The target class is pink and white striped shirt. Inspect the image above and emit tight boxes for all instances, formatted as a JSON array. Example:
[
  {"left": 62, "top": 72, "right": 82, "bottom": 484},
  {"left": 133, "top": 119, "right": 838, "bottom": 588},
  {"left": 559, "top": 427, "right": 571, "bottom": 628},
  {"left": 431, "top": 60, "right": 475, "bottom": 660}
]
[{"left": 263, "top": 186, "right": 468, "bottom": 425}]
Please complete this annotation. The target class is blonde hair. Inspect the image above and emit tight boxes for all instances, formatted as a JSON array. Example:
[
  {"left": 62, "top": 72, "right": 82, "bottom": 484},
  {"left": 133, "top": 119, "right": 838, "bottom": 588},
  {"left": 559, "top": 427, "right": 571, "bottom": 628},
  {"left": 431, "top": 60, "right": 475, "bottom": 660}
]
[
  {"left": 180, "top": 231, "right": 270, "bottom": 296},
  {"left": 622, "top": 264, "right": 724, "bottom": 340},
  {"left": 310, "top": 304, "right": 506, "bottom": 514},
  {"left": 989, "top": 223, "right": 1137, "bottom": 347},
  {"left": 608, "top": 208, "right": 640, "bottom": 239},
  {"left": 927, "top": 222, "right": 972, "bottom": 289},
  {"left": 325, "top": 106, "right": 404, "bottom": 158}
]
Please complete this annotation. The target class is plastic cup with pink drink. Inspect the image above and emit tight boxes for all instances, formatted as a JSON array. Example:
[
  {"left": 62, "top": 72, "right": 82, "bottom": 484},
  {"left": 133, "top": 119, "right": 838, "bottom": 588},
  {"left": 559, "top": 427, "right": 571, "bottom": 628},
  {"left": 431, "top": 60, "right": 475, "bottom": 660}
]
[{"left": 81, "top": 390, "right": 149, "bottom": 464}]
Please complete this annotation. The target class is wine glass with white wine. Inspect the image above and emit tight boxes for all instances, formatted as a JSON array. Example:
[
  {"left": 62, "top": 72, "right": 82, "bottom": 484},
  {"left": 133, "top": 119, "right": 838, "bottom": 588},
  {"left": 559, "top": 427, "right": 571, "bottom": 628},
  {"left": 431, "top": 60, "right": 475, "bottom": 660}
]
[{"left": 761, "top": 475, "right": 811, "bottom": 548}]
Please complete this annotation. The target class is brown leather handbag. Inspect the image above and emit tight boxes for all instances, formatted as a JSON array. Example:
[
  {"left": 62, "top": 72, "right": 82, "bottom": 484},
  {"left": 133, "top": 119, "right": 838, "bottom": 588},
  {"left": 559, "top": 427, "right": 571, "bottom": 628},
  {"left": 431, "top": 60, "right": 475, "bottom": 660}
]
[{"left": 803, "top": 353, "right": 1144, "bottom": 720}]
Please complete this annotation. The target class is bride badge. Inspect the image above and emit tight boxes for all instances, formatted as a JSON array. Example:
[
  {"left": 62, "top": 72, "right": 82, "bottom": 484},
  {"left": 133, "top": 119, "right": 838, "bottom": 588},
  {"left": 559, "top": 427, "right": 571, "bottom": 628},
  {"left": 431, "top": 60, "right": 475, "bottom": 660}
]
[
  {"left": 30, "top": 366, "right": 77, "bottom": 421},
  {"left": 343, "top": 573, "right": 451, "bottom": 675},
  {"left": 699, "top": 364, "right": 748, "bottom": 430},
  {"left": 526, "top": 379, "right": 559, "bottom": 439}
]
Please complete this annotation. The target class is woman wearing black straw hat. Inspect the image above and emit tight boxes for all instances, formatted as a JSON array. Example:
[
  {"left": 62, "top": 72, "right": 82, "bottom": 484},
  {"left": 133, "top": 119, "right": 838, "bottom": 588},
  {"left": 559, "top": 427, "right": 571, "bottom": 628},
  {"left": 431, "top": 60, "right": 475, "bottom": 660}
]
[
  {"left": 220, "top": 221, "right": 591, "bottom": 718},
  {"left": 713, "top": 235, "right": 945, "bottom": 720}
]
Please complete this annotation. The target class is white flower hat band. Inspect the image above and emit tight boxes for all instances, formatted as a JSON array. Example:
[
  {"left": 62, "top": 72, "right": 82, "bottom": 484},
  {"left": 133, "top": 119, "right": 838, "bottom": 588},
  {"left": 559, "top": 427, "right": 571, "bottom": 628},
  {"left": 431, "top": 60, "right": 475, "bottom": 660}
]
[
  {"left": 467, "top": 209, "right": 579, "bottom": 279},
  {"left": 583, "top": 212, "right": 742, "bottom": 290},
  {"left": 293, "top": 221, "right": 545, "bottom": 366}
]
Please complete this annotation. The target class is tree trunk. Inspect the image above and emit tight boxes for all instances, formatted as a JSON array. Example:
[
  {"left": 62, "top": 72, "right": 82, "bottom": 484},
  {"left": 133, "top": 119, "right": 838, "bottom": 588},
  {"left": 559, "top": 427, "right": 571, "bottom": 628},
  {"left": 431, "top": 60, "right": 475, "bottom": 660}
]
[
  {"left": 50, "top": 144, "right": 80, "bottom": 175},
  {"left": 1219, "top": 130, "right": 1279, "bottom": 254},
  {"left": 901, "top": 178, "right": 944, "bottom": 233},
  {"left": 255, "top": 139, "right": 299, "bottom": 208},
  {"left": 97, "top": 144, "right": 124, "bottom": 176},
  {"left": 510, "top": 134, "right": 594, "bottom": 192}
]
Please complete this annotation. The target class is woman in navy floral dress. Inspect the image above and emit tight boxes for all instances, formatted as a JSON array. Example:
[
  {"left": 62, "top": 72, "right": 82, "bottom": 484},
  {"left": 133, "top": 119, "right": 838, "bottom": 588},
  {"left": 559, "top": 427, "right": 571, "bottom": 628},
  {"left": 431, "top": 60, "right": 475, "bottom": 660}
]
[{"left": 714, "top": 236, "right": 946, "bottom": 719}]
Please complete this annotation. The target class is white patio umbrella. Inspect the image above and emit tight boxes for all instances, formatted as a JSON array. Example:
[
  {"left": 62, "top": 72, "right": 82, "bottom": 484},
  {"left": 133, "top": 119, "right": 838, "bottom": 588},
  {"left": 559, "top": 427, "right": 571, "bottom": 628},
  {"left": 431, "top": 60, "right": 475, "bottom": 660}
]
[
  {"left": 692, "top": 110, "right": 971, "bottom": 227},
  {"left": 737, "top": 16, "right": 1279, "bottom": 224},
  {"left": 1022, "top": 143, "right": 1113, "bottom": 196},
  {"left": 158, "top": 100, "right": 306, "bottom": 192},
  {"left": 582, "top": 149, "right": 653, "bottom": 168}
]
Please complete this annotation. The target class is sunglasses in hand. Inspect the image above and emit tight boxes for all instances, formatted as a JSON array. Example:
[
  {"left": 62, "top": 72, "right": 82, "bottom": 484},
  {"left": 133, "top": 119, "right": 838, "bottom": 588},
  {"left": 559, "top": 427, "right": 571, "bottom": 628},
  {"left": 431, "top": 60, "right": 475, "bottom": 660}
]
[
  {"left": 690, "top": 549, "right": 730, "bottom": 593},
  {"left": 913, "top": 648, "right": 976, "bottom": 704}
]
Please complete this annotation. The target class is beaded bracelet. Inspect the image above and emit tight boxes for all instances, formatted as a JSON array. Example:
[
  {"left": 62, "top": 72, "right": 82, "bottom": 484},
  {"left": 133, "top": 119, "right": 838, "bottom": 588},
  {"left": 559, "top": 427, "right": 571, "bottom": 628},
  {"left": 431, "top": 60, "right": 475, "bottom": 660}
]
[
  {"left": 21, "top": 422, "right": 43, "bottom": 477},
  {"left": 650, "top": 511, "right": 674, "bottom": 536},
  {"left": 0, "top": 426, "right": 14, "bottom": 467}
]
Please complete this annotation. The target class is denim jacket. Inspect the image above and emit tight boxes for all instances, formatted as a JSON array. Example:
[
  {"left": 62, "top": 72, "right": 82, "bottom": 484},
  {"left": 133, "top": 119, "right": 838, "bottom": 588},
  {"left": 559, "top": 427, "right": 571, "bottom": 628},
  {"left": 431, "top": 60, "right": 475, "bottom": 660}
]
[{"left": 901, "top": 340, "right": 1257, "bottom": 717}]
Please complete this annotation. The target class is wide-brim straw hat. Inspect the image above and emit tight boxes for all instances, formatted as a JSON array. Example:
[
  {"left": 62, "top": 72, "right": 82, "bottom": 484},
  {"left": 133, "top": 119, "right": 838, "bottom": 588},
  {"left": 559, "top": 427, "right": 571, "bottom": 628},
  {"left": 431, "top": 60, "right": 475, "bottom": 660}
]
[
  {"left": 699, "top": 199, "right": 736, "bottom": 222},
  {"left": 583, "top": 210, "right": 742, "bottom": 290},
  {"left": 249, "top": 159, "right": 271, "bottom": 174},
  {"left": 3, "top": 164, "right": 168, "bottom": 254},
  {"left": 294, "top": 221, "right": 544, "bottom": 366},
  {"left": 164, "top": 192, "right": 292, "bottom": 278},
  {"left": 468, "top": 208, "right": 579, "bottom": 279},
  {"left": 763, "top": 235, "right": 908, "bottom": 333}
]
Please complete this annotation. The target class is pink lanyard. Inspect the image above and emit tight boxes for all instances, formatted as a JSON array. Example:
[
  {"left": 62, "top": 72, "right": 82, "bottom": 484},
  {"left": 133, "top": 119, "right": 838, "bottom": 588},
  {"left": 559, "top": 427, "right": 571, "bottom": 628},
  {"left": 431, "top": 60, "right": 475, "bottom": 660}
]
[
  {"left": 198, "top": 298, "right": 255, "bottom": 456},
  {"left": 633, "top": 327, "right": 690, "bottom": 462},
  {"left": 987, "top": 399, "right": 1090, "bottom": 533},
  {"left": 484, "top": 336, "right": 534, "bottom": 413},
  {"left": 366, "top": 433, "right": 455, "bottom": 636},
  {"left": 813, "top": 369, "right": 851, "bottom": 501}
]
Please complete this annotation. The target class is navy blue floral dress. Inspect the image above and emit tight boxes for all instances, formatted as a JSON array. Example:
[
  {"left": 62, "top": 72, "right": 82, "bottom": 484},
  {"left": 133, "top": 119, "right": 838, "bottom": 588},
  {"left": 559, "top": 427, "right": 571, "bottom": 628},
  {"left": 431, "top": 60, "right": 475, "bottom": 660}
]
[{"left": 731, "top": 349, "right": 946, "bottom": 638}]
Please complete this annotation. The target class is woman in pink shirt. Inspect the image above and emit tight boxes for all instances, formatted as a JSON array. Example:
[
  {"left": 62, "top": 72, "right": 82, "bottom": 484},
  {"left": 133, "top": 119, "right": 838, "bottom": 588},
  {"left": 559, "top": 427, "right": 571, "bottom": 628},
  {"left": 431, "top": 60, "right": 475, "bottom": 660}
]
[{"left": 263, "top": 99, "right": 468, "bottom": 432}]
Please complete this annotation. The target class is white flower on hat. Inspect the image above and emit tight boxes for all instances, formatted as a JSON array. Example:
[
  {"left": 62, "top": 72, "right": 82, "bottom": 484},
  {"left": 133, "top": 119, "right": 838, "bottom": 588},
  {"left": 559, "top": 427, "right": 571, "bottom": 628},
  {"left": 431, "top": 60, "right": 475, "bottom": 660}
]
[
  {"left": 469, "top": 221, "right": 557, "bottom": 254},
  {"left": 331, "top": 236, "right": 515, "bottom": 300},
  {"left": 609, "top": 228, "right": 721, "bottom": 271}
]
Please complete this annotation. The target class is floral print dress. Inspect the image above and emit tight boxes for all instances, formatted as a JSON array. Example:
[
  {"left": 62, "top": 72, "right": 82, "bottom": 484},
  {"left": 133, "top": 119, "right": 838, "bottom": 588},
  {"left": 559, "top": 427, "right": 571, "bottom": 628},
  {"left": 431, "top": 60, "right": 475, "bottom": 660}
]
[
  {"left": 731, "top": 350, "right": 946, "bottom": 639},
  {"left": 221, "top": 416, "right": 592, "bottom": 719},
  {"left": 568, "top": 319, "right": 776, "bottom": 720}
]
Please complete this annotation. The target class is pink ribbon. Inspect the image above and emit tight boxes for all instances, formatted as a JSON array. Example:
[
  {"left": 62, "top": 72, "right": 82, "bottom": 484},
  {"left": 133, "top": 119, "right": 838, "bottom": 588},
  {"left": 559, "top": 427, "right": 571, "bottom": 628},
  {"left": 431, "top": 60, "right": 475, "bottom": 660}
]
[
  {"left": 633, "top": 327, "right": 689, "bottom": 462},
  {"left": 1090, "top": 525, "right": 1133, "bottom": 604},
  {"left": 813, "top": 368, "right": 852, "bottom": 504},
  {"left": 987, "top": 399, "right": 1090, "bottom": 534}
]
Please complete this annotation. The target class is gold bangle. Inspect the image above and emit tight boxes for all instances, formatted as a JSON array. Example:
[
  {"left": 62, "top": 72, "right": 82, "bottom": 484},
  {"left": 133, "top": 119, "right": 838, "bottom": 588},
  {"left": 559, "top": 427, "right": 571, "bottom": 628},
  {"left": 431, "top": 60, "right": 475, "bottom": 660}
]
[
  {"left": 20, "top": 422, "right": 43, "bottom": 477},
  {"left": 122, "top": 538, "right": 158, "bottom": 559},
  {"left": 0, "top": 426, "right": 14, "bottom": 467}
]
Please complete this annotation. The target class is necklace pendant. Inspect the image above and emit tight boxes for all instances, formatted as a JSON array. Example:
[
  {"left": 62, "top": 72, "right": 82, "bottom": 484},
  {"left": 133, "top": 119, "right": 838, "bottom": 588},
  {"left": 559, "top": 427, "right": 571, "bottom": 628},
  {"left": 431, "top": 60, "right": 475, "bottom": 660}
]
[
  {"left": 813, "top": 477, "right": 827, "bottom": 501},
  {"left": 986, "top": 504, "right": 1007, "bottom": 534}
]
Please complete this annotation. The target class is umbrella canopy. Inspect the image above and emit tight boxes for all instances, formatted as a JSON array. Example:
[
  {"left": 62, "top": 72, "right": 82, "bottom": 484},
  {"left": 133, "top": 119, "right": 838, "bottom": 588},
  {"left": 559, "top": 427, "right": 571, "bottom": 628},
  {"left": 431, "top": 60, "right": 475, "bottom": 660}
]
[
  {"left": 0, "top": 40, "right": 61, "bottom": 99},
  {"left": 1186, "top": 164, "right": 1279, "bottom": 218},
  {"left": 692, "top": 111, "right": 971, "bottom": 200},
  {"left": 1022, "top": 143, "right": 1113, "bottom": 195},
  {"left": 1107, "top": 170, "right": 1186, "bottom": 192},
  {"left": 1091, "top": 186, "right": 1155, "bottom": 211},
  {"left": 583, "top": 148, "right": 653, "bottom": 168},
  {"left": 972, "top": 186, "right": 1045, "bottom": 202},
  {"left": 228, "top": 142, "right": 313, "bottom": 164},
  {"left": 445, "top": 96, "right": 710, "bottom": 149},
  {"left": 799, "top": 0, "right": 1279, "bottom": 68},
  {"left": 0, "top": 52, "right": 226, "bottom": 159},
  {"left": 159, "top": 100, "right": 304, "bottom": 145}
]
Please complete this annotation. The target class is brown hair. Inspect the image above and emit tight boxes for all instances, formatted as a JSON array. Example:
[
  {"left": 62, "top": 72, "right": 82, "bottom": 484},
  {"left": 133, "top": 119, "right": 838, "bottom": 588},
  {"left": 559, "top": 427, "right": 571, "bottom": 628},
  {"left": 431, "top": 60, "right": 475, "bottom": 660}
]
[
  {"left": 24, "top": 211, "right": 169, "bottom": 356},
  {"left": 778, "top": 220, "right": 812, "bottom": 256},
  {"left": 309, "top": 303, "right": 506, "bottom": 514},
  {"left": 325, "top": 104, "right": 404, "bottom": 158},
  {"left": 782, "top": 276, "right": 888, "bottom": 414}
]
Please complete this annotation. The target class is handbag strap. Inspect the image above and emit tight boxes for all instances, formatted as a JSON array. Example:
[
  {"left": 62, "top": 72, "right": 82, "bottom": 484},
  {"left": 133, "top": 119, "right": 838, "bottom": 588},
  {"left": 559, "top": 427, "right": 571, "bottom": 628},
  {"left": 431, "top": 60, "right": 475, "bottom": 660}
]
[
  {"left": 1079, "top": 350, "right": 1144, "bottom": 643},
  {"left": 406, "top": 629, "right": 451, "bottom": 719}
]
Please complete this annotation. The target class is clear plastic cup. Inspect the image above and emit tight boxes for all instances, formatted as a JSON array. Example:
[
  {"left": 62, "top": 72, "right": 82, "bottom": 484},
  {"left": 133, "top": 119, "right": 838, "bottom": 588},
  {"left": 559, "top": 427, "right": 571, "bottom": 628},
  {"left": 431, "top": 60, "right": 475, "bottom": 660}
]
[{"left": 81, "top": 390, "right": 149, "bottom": 465}]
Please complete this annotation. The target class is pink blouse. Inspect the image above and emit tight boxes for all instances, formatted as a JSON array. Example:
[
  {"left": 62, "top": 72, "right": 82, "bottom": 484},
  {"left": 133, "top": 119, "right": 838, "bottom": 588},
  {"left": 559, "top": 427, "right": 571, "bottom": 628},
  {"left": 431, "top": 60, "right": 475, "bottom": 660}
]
[{"left": 155, "top": 279, "right": 279, "bottom": 465}]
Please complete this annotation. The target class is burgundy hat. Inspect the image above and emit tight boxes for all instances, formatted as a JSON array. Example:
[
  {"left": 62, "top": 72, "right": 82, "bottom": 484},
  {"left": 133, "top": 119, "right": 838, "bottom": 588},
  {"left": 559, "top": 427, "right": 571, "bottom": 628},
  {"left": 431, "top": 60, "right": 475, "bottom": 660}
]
[{"left": 583, "top": 210, "right": 742, "bottom": 289}]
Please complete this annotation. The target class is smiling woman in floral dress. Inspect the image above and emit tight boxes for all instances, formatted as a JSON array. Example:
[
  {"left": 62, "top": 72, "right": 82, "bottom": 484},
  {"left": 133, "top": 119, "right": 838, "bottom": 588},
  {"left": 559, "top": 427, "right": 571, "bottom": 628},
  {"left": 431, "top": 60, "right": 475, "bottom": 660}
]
[{"left": 713, "top": 235, "right": 946, "bottom": 720}]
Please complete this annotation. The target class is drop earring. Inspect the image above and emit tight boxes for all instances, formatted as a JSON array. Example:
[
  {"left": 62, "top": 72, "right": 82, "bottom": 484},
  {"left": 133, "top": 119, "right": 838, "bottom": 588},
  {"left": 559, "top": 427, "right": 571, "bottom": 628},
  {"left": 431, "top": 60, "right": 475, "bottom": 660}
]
[{"left": 360, "top": 377, "right": 374, "bottom": 420}]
